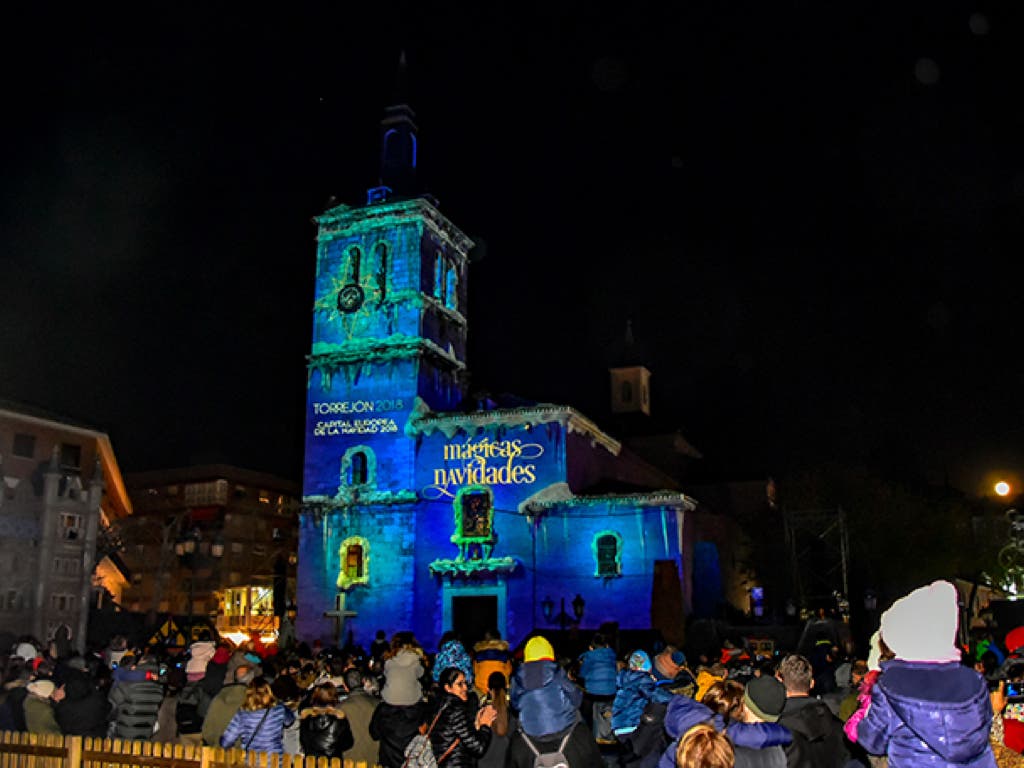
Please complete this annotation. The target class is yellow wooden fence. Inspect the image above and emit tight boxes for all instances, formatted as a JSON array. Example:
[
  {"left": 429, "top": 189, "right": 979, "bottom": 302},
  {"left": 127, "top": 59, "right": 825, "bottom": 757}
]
[{"left": 0, "top": 733, "right": 381, "bottom": 768}]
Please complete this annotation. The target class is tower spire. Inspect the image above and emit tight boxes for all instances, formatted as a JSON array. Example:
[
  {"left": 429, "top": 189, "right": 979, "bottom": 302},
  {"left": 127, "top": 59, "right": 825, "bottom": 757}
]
[{"left": 368, "top": 52, "right": 419, "bottom": 204}]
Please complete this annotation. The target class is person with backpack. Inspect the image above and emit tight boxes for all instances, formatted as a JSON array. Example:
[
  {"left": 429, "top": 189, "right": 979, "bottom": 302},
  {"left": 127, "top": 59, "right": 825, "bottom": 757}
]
[{"left": 507, "top": 636, "right": 601, "bottom": 768}]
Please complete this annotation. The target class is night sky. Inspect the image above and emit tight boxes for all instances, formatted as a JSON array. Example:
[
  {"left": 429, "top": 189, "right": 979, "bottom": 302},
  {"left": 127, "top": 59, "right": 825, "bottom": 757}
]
[{"left": 2, "top": 3, "right": 1022, "bottom": 494}]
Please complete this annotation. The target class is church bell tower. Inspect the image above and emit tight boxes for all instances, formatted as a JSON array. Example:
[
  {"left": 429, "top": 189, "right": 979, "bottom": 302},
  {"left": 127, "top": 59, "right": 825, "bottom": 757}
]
[{"left": 302, "top": 91, "right": 474, "bottom": 502}]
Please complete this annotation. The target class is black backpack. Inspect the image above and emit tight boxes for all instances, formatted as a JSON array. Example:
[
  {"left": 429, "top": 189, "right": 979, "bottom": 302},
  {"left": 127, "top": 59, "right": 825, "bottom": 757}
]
[
  {"left": 620, "top": 701, "right": 670, "bottom": 767},
  {"left": 175, "top": 681, "right": 210, "bottom": 734}
]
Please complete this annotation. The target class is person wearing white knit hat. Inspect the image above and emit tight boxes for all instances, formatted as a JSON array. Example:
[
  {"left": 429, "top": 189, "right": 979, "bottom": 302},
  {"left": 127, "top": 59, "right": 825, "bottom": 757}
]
[{"left": 848, "top": 580, "right": 997, "bottom": 768}]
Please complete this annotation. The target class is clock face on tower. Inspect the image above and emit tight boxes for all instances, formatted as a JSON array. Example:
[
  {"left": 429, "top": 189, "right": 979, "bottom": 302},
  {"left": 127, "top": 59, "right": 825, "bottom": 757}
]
[{"left": 337, "top": 284, "right": 365, "bottom": 314}]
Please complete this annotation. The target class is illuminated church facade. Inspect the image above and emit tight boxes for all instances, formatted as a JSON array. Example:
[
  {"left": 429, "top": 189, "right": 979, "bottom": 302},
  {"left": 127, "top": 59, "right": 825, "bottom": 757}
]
[{"left": 297, "top": 100, "right": 699, "bottom": 649}]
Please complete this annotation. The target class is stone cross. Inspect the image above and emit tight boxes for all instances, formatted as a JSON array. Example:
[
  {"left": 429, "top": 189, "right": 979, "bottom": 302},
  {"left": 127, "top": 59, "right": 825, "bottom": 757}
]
[{"left": 323, "top": 591, "right": 357, "bottom": 646}]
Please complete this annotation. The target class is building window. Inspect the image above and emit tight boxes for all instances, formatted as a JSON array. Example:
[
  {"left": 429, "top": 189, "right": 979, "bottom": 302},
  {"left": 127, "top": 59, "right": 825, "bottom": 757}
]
[
  {"left": 12, "top": 433, "right": 35, "bottom": 459},
  {"left": 340, "top": 446, "right": 376, "bottom": 490},
  {"left": 60, "top": 443, "right": 82, "bottom": 470},
  {"left": 434, "top": 251, "right": 446, "bottom": 302},
  {"left": 337, "top": 536, "right": 370, "bottom": 590},
  {"left": 350, "top": 452, "right": 368, "bottom": 485},
  {"left": 50, "top": 594, "right": 75, "bottom": 613},
  {"left": 593, "top": 531, "right": 624, "bottom": 578},
  {"left": 375, "top": 242, "right": 389, "bottom": 300},
  {"left": 347, "top": 246, "right": 362, "bottom": 283},
  {"left": 60, "top": 513, "right": 82, "bottom": 540},
  {"left": 621, "top": 381, "right": 633, "bottom": 404},
  {"left": 445, "top": 263, "right": 458, "bottom": 311}
]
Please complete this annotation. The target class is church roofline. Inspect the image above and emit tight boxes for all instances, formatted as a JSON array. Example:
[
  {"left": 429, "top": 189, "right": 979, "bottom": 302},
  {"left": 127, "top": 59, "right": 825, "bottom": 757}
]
[
  {"left": 315, "top": 196, "right": 474, "bottom": 258},
  {"left": 410, "top": 405, "right": 622, "bottom": 456},
  {"left": 531, "top": 489, "right": 697, "bottom": 512}
]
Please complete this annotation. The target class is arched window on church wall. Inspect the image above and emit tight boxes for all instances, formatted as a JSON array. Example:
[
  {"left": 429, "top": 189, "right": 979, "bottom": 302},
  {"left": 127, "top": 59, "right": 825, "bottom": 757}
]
[
  {"left": 345, "top": 544, "right": 364, "bottom": 580},
  {"left": 434, "top": 251, "right": 446, "bottom": 302},
  {"left": 445, "top": 263, "right": 458, "bottom": 311},
  {"left": 594, "top": 531, "right": 624, "bottom": 578}
]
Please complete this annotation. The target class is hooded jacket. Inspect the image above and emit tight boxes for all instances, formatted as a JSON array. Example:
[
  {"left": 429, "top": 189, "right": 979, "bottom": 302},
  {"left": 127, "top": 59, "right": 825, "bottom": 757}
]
[
  {"left": 578, "top": 646, "right": 618, "bottom": 696},
  {"left": 382, "top": 649, "right": 425, "bottom": 706},
  {"left": 109, "top": 662, "right": 164, "bottom": 740},
  {"left": 55, "top": 671, "right": 109, "bottom": 737},
  {"left": 506, "top": 721, "right": 603, "bottom": 768},
  {"left": 856, "top": 660, "right": 996, "bottom": 767},
  {"left": 298, "top": 705, "right": 354, "bottom": 758},
  {"left": 473, "top": 639, "right": 513, "bottom": 696},
  {"left": 778, "top": 696, "right": 848, "bottom": 768},
  {"left": 612, "top": 669, "right": 671, "bottom": 734},
  {"left": 509, "top": 660, "right": 581, "bottom": 738},
  {"left": 369, "top": 700, "right": 427, "bottom": 768}
]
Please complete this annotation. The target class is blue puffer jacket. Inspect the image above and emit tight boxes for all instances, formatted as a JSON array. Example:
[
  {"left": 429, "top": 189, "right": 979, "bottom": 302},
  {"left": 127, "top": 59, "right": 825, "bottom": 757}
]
[
  {"left": 220, "top": 705, "right": 296, "bottom": 753},
  {"left": 612, "top": 669, "right": 672, "bottom": 734},
  {"left": 510, "top": 660, "right": 581, "bottom": 738},
  {"left": 579, "top": 647, "right": 618, "bottom": 696},
  {"left": 656, "top": 696, "right": 791, "bottom": 768},
  {"left": 856, "top": 660, "right": 996, "bottom": 767}
]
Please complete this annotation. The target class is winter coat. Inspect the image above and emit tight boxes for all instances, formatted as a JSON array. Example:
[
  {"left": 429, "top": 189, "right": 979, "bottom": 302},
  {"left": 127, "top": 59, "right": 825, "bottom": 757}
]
[
  {"left": 109, "top": 665, "right": 164, "bottom": 740},
  {"left": 612, "top": 669, "right": 671, "bottom": 734},
  {"left": 175, "top": 679, "right": 212, "bottom": 735},
  {"left": 734, "top": 744, "right": 788, "bottom": 768},
  {"left": 24, "top": 695, "right": 60, "bottom": 735},
  {"left": 621, "top": 700, "right": 671, "bottom": 768},
  {"left": 506, "top": 721, "right": 603, "bottom": 768},
  {"left": 55, "top": 672, "right": 109, "bottom": 737},
  {"left": 655, "top": 695, "right": 790, "bottom": 768},
  {"left": 298, "top": 705, "right": 354, "bottom": 758},
  {"left": 220, "top": 705, "right": 295, "bottom": 753},
  {"left": 429, "top": 692, "right": 491, "bottom": 768},
  {"left": 382, "top": 649, "right": 426, "bottom": 706},
  {"left": 369, "top": 700, "right": 426, "bottom": 768},
  {"left": 338, "top": 689, "right": 378, "bottom": 767},
  {"left": 202, "top": 683, "right": 246, "bottom": 746},
  {"left": 578, "top": 647, "right": 618, "bottom": 696},
  {"left": 473, "top": 639, "right": 513, "bottom": 696},
  {"left": 778, "top": 696, "right": 849, "bottom": 768},
  {"left": 855, "top": 660, "right": 996, "bottom": 768},
  {"left": 729, "top": 722, "right": 792, "bottom": 768},
  {"left": 1, "top": 684, "right": 28, "bottom": 732},
  {"left": 509, "top": 660, "right": 581, "bottom": 738}
]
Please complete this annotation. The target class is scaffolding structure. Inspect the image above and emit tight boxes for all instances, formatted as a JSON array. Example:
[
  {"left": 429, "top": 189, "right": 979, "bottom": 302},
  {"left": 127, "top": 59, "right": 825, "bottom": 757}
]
[{"left": 784, "top": 507, "right": 850, "bottom": 610}]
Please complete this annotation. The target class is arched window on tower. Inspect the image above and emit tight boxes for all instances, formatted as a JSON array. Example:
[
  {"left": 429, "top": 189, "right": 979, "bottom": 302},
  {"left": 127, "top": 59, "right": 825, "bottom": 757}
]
[
  {"left": 445, "top": 263, "right": 458, "bottom": 311},
  {"left": 340, "top": 446, "right": 376, "bottom": 491},
  {"left": 349, "top": 452, "right": 368, "bottom": 485},
  {"left": 621, "top": 381, "right": 633, "bottom": 404},
  {"left": 434, "top": 251, "right": 446, "bottom": 302},
  {"left": 375, "top": 242, "right": 389, "bottom": 300},
  {"left": 348, "top": 246, "right": 362, "bottom": 283},
  {"left": 593, "top": 531, "right": 624, "bottom": 578}
]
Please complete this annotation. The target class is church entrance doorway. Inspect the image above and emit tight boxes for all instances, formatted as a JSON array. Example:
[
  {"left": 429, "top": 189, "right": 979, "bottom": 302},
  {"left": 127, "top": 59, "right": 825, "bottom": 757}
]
[
  {"left": 441, "top": 579, "right": 508, "bottom": 645},
  {"left": 452, "top": 595, "right": 497, "bottom": 648}
]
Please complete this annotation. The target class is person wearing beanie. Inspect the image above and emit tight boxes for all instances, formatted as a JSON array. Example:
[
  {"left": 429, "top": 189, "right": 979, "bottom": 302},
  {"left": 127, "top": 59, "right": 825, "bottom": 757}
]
[
  {"left": 849, "top": 580, "right": 997, "bottom": 767},
  {"left": 370, "top": 635, "right": 429, "bottom": 768},
  {"left": 434, "top": 638, "right": 474, "bottom": 690},
  {"left": 473, "top": 630, "right": 513, "bottom": 698},
  {"left": 507, "top": 635, "right": 599, "bottom": 768},
  {"left": 613, "top": 650, "right": 671, "bottom": 738},
  {"left": 577, "top": 632, "right": 618, "bottom": 742},
  {"left": 24, "top": 680, "right": 61, "bottom": 735}
]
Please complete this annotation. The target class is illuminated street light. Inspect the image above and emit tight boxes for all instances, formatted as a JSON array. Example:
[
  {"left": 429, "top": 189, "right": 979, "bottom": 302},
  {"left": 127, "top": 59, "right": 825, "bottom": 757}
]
[{"left": 996, "top": 481, "right": 1012, "bottom": 497}]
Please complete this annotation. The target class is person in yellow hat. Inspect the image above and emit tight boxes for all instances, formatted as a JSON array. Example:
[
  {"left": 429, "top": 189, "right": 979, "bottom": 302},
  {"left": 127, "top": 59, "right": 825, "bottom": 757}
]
[{"left": 507, "top": 635, "right": 601, "bottom": 766}]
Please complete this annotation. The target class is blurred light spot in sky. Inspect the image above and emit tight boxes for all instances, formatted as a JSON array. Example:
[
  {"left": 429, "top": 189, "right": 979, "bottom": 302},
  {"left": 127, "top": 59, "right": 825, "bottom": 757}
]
[
  {"left": 969, "top": 13, "right": 990, "bottom": 36},
  {"left": 915, "top": 58, "right": 940, "bottom": 85}
]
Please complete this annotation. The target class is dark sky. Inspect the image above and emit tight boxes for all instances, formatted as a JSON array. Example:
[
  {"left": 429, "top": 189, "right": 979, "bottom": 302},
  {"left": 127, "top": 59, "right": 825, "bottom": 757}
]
[{"left": 2, "top": 3, "right": 1022, "bottom": 493}]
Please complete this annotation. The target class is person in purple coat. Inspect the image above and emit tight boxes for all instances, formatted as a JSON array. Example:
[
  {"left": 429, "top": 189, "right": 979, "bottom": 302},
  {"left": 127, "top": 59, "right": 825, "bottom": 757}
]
[{"left": 849, "top": 580, "right": 996, "bottom": 768}]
